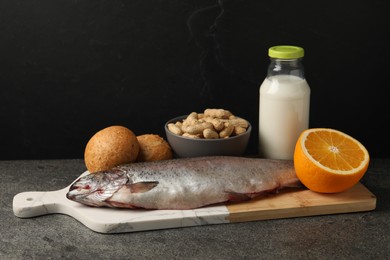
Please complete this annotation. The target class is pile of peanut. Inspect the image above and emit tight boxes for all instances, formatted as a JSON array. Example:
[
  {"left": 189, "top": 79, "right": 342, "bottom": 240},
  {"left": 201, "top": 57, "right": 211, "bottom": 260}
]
[{"left": 167, "top": 108, "right": 250, "bottom": 139}]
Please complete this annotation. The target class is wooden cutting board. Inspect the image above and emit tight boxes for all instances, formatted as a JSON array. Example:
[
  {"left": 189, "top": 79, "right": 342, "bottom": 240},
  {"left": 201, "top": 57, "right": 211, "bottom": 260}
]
[{"left": 13, "top": 172, "right": 376, "bottom": 233}]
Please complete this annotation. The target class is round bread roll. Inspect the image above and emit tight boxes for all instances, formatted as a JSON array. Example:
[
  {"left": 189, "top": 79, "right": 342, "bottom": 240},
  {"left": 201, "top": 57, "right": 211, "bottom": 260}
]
[
  {"left": 136, "top": 134, "right": 173, "bottom": 162},
  {"left": 84, "top": 125, "right": 139, "bottom": 173}
]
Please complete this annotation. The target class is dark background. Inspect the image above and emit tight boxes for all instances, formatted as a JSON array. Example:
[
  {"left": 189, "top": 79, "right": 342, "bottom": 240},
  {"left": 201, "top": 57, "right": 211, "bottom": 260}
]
[{"left": 1, "top": 0, "right": 389, "bottom": 160}]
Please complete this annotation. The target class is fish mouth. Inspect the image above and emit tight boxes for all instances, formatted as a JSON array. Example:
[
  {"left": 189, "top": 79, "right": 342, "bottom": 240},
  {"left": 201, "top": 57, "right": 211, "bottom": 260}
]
[
  {"left": 66, "top": 189, "right": 76, "bottom": 200},
  {"left": 66, "top": 184, "right": 103, "bottom": 207},
  {"left": 66, "top": 177, "right": 93, "bottom": 201},
  {"left": 66, "top": 186, "right": 84, "bottom": 201}
]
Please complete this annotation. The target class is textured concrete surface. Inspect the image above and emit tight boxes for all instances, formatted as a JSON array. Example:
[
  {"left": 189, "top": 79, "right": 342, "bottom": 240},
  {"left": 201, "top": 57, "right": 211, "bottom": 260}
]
[{"left": 1, "top": 159, "right": 389, "bottom": 259}]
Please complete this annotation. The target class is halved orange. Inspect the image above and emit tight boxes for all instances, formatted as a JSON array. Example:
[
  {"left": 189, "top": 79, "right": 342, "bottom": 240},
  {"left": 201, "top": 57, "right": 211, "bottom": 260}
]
[{"left": 294, "top": 128, "right": 370, "bottom": 193}]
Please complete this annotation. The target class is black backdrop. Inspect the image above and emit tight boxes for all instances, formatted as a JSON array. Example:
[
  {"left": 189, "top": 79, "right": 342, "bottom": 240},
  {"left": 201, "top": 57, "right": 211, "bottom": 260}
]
[{"left": 1, "top": 0, "right": 389, "bottom": 160}]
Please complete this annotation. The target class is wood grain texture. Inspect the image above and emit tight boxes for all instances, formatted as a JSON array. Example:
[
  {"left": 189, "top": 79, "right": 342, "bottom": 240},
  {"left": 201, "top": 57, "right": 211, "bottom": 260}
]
[{"left": 226, "top": 182, "right": 376, "bottom": 222}]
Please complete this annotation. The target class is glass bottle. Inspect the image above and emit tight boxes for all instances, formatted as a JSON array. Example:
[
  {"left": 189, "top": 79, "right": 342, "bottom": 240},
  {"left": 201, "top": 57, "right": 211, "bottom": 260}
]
[{"left": 258, "top": 45, "right": 311, "bottom": 160}]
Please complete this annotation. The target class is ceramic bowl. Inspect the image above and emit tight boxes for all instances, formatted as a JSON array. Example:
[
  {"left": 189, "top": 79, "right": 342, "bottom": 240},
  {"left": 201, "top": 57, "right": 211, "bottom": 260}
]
[{"left": 164, "top": 115, "right": 251, "bottom": 158}]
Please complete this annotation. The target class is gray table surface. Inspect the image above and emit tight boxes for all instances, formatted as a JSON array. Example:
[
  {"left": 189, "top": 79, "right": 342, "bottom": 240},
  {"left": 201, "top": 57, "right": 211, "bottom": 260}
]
[{"left": 1, "top": 158, "right": 389, "bottom": 259}]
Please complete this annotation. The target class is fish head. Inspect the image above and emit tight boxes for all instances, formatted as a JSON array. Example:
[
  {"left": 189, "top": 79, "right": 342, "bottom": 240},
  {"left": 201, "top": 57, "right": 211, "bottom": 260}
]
[{"left": 66, "top": 168, "right": 128, "bottom": 207}]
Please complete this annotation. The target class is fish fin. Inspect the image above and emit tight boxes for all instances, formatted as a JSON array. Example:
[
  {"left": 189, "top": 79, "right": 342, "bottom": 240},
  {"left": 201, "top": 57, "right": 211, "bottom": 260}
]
[
  {"left": 126, "top": 181, "right": 159, "bottom": 193},
  {"left": 226, "top": 192, "right": 252, "bottom": 202}
]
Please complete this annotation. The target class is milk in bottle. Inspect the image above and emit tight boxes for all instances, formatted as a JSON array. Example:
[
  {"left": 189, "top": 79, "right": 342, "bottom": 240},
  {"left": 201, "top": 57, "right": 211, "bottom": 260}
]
[{"left": 258, "top": 46, "right": 310, "bottom": 160}]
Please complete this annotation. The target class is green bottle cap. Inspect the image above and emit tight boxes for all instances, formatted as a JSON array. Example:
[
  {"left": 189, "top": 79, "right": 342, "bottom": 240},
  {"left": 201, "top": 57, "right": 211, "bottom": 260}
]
[{"left": 268, "top": 45, "right": 304, "bottom": 59}]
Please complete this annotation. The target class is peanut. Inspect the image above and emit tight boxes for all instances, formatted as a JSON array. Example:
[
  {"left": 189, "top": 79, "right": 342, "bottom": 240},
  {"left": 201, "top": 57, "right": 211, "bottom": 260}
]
[
  {"left": 228, "top": 118, "right": 249, "bottom": 128},
  {"left": 186, "top": 112, "right": 198, "bottom": 121},
  {"left": 234, "top": 126, "right": 247, "bottom": 135},
  {"left": 203, "top": 117, "right": 224, "bottom": 131},
  {"left": 204, "top": 108, "right": 232, "bottom": 119},
  {"left": 182, "top": 133, "right": 201, "bottom": 139},
  {"left": 211, "top": 118, "right": 225, "bottom": 131},
  {"left": 167, "top": 123, "right": 182, "bottom": 135},
  {"left": 182, "top": 122, "right": 213, "bottom": 135},
  {"left": 203, "top": 128, "right": 219, "bottom": 139},
  {"left": 219, "top": 123, "right": 234, "bottom": 138}
]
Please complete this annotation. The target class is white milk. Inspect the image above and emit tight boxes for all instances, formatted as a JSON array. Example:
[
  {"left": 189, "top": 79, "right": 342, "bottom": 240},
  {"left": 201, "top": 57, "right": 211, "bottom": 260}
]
[{"left": 259, "top": 74, "right": 310, "bottom": 159}]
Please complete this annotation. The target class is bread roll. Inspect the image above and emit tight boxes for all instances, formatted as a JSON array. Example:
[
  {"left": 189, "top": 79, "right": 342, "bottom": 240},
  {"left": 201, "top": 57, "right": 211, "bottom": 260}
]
[
  {"left": 84, "top": 125, "right": 139, "bottom": 173},
  {"left": 136, "top": 134, "right": 173, "bottom": 162}
]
